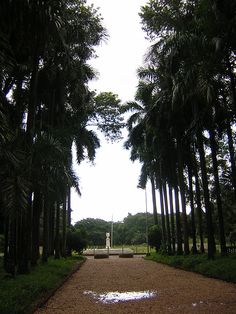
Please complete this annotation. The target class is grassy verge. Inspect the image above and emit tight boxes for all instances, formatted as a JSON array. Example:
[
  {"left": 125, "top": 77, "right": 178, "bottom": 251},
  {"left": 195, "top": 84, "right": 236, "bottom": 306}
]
[
  {"left": 145, "top": 252, "right": 236, "bottom": 283},
  {"left": 0, "top": 255, "right": 85, "bottom": 314}
]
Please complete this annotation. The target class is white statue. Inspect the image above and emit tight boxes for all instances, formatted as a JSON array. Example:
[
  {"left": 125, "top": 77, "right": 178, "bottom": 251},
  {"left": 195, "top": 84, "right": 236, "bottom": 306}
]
[{"left": 106, "top": 232, "right": 110, "bottom": 248}]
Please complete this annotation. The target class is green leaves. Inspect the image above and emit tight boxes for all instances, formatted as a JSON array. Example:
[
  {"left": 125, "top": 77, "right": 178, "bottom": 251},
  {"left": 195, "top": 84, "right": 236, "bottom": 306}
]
[
  {"left": 0, "top": 138, "right": 30, "bottom": 218},
  {"left": 75, "top": 128, "right": 100, "bottom": 163},
  {"left": 92, "top": 92, "right": 125, "bottom": 142}
]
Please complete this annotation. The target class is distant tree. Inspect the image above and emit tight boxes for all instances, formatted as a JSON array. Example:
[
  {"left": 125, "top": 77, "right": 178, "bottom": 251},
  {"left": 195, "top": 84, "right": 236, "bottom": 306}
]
[
  {"left": 90, "top": 92, "right": 125, "bottom": 141},
  {"left": 74, "top": 213, "right": 159, "bottom": 247},
  {"left": 74, "top": 218, "right": 111, "bottom": 246},
  {"left": 122, "top": 212, "right": 154, "bottom": 244}
]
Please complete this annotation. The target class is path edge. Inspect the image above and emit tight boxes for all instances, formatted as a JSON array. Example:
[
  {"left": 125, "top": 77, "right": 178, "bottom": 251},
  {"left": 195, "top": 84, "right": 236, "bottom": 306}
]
[{"left": 27, "top": 258, "right": 87, "bottom": 314}]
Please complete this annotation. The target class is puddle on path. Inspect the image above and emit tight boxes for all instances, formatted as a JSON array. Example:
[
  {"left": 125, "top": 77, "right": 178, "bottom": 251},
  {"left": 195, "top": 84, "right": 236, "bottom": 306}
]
[{"left": 83, "top": 290, "right": 157, "bottom": 304}]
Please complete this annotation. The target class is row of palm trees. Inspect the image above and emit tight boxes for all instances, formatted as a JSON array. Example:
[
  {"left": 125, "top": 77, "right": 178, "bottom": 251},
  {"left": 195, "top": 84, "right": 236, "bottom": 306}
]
[
  {"left": 125, "top": 0, "right": 236, "bottom": 259},
  {"left": 0, "top": 1, "right": 124, "bottom": 275}
]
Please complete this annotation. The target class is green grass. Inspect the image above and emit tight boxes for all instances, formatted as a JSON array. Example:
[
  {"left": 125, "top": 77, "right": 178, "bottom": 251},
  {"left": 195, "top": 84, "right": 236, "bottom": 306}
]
[
  {"left": 145, "top": 252, "right": 236, "bottom": 283},
  {"left": 111, "top": 244, "right": 155, "bottom": 254},
  {"left": 0, "top": 255, "right": 85, "bottom": 314}
]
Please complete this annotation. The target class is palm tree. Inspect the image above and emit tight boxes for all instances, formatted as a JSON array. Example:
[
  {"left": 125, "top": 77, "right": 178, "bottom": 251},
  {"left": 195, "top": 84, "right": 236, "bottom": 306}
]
[
  {"left": 0, "top": 0, "right": 108, "bottom": 274},
  {"left": 163, "top": 182, "right": 172, "bottom": 253},
  {"left": 197, "top": 129, "right": 216, "bottom": 258},
  {"left": 187, "top": 163, "right": 197, "bottom": 254},
  {"left": 150, "top": 175, "right": 158, "bottom": 225},
  {"left": 192, "top": 151, "right": 205, "bottom": 253}
]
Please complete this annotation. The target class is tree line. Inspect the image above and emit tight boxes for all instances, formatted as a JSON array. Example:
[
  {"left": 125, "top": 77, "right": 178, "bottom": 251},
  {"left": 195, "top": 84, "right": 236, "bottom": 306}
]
[
  {"left": 0, "top": 0, "right": 123, "bottom": 275},
  {"left": 1, "top": 0, "right": 236, "bottom": 278},
  {"left": 74, "top": 213, "right": 155, "bottom": 247},
  {"left": 124, "top": 0, "right": 236, "bottom": 259}
]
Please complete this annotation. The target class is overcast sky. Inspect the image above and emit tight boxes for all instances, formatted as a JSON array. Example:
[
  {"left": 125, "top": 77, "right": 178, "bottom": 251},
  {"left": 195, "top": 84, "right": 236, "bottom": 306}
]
[{"left": 71, "top": 0, "right": 156, "bottom": 223}]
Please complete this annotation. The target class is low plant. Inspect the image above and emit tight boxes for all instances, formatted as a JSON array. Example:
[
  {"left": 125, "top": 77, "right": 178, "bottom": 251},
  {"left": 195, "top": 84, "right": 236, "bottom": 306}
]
[
  {"left": 0, "top": 255, "right": 84, "bottom": 314},
  {"left": 145, "top": 252, "right": 236, "bottom": 283},
  {"left": 67, "top": 228, "right": 88, "bottom": 254},
  {"left": 148, "top": 225, "right": 162, "bottom": 251}
]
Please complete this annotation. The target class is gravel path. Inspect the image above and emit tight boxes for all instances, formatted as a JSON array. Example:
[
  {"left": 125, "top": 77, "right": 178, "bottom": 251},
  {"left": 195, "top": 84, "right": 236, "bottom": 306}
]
[{"left": 35, "top": 256, "right": 236, "bottom": 314}]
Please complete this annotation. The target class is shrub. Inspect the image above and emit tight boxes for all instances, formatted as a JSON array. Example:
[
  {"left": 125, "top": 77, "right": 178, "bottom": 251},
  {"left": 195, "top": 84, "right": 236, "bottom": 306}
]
[
  {"left": 66, "top": 228, "right": 87, "bottom": 254},
  {"left": 119, "top": 253, "right": 133, "bottom": 258},
  {"left": 145, "top": 252, "right": 236, "bottom": 283},
  {"left": 94, "top": 254, "right": 109, "bottom": 259},
  {"left": 148, "top": 225, "right": 162, "bottom": 251}
]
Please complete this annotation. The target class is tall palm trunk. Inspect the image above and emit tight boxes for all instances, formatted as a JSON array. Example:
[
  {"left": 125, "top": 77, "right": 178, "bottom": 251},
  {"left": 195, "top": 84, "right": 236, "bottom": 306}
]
[
  {"left": 67, "top": 187, "right": 72, "bottom": 227},
  {"left": 15, "top": 77, "right": 25, "bottom": 130},
  {"left": 226, "top": 118, "right": 236, "bottom": 199},
  {"left": 49, "top": 203, "right": 55, "bottom": 256},
  {"left": 4, "top": 217, "right": 17, "bottom": 276},
  {"left": 54, "top": 202, "right": 61, "bottom": 259},
  {"left": 158, "top": 177, "right": 167, "bottom": 250},
  {"left": 150, "top": 175, "right": 158, "bottom": 225},
  {"left": 197, "top": 129, "right": 216, "bottom": 259},
  {"left": 61, "top": 196, "right": 67, "bottom": 257},
  {"left": 176, "top": 138, "right": 189, "bottom": 254},
  {"left": 174, "top": 184, "right": 183, "bottom": 255},
  {"left": 208, "top": 126, "right": 227, "bottom": 256},
  {"left": 26, "top": 55, "right": 39, "bottom": 139},
  {"left": 193, "top": 153, "right": 205, "bottom": 253},
  {"left": 163, "top": 182, "right": 172, "bottom": 253},
  {"left": 67, "top": 188, "right": 73, "bottom": 256},
  {"left": 187, "top": 164, "right": 197, "bottom": 254},
  {"left": 42, "top": 197, "right": 49, "bottom": 263},
  {"left": 168, "top": 184, "right": 176, "bottom": 253},
  {"left": 18, "top": 194, "right": 32, "bottom": 274},
  {"left": 21, "top": 55, "right": 40, "bottom": 271},
  {"left": 31, "top": 190, "right": 42, "bottom": 266}
]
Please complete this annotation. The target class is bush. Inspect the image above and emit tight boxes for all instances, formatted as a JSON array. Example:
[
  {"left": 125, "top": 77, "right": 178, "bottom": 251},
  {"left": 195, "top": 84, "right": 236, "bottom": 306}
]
[
  {"left": 148, "top": 225, "right": 162, "bottom": 251},
  {"left": 145, "top": 252, "right": 236, "bottom": 283},
  {"left": 119, "top": 253, "right": 133, "bottom": 258},
  {"left": 66, "top": 228, "right": 87, "bottom": 254},
  {"left": 94, "top": 254, "right": 109, "bottom": 259}
]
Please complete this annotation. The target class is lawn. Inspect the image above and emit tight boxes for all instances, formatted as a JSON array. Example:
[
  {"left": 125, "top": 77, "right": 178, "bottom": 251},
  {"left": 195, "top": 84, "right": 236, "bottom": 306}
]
[
  {"left": 145, "top": 252, "right": 236, "bottom": 283},
  {"left": 0, "top": 255, "right": 85, "bottom": 314},
  {"left": 111, "top": 244, "right": 155, "bottom": 254}
]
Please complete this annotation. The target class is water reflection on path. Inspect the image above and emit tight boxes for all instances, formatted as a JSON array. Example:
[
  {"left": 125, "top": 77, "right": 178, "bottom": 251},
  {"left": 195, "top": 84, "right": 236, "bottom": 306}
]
[{"left": 84, "top": 290, "right": 157, "bottom": 304}]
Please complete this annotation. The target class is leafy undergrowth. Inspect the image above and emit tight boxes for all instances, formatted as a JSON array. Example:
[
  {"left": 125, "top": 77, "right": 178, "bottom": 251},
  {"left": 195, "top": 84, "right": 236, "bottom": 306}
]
[
  {"left": 0, "top": 255, "right": 85, "bottom": 314},
  {"left": 145, "top": 252, "right": 236, "bottom": 283}
]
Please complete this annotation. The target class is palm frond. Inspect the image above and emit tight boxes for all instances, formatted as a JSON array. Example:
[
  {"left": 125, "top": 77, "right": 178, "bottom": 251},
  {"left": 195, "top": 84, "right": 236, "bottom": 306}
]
[
  {"left": 1, "top": 174, "right": 30, "bottom": 217},
  {"left": 75, "top": 128, "right": 100, "bottom": 163},
  {"left": 138, "top": 164, "right": 148, "bottom": 189}
]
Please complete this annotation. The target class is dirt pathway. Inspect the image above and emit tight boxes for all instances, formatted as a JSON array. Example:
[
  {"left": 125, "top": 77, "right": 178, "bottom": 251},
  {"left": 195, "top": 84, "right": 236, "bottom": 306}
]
[{"left": 35, "top": 256, "right": 236, "bottom": 314}]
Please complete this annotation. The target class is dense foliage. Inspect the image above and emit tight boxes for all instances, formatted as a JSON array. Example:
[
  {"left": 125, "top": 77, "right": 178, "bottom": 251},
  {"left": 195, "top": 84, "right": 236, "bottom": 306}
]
[
  {"left": 124, "top": 0, "right": 236, "bottom": 259},
  {"left": 74, "top": 218, "right": 111, "bottom": 246},
  {"left": 148, "top": 225, "right": 162, "bottom": 251},
  {"left": 0, "top": 0, "right": 124, "bottom": 275},
  {"left": 1, "top": 0, "right": 236, "bottom": 282},
  {"left": 66, "top": 228, "right": 88, "bottom": 254},
  {"left": 74, "top": 212, "right": 156, "bottom": 246}
]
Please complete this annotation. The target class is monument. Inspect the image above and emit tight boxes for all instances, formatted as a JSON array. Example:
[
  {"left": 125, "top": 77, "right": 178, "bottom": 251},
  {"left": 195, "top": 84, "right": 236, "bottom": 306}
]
[{"left": 106, "top": 232, "right": 110, "bottom": 249}]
